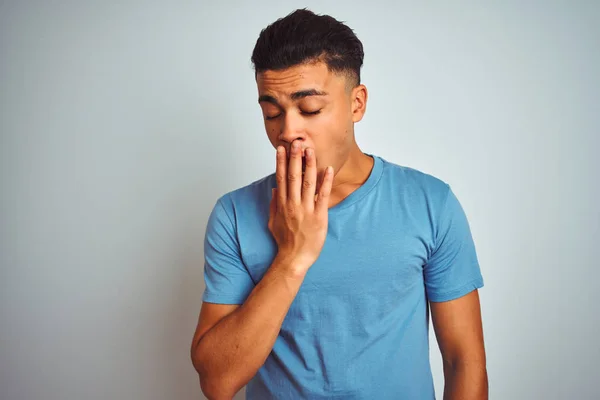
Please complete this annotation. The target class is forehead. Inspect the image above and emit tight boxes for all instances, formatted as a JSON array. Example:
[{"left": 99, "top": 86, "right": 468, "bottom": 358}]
[{"left": 256, "top": 62, "right": 343, "bottom": 96}]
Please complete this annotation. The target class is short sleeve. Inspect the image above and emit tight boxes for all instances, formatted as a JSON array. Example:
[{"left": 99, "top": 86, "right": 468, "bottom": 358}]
[
  {"left": 424, "top": 186, "right": 484, "bottom": 302},
  {"left": 201, "top": 198, "right": 255, "bottom": 304}
]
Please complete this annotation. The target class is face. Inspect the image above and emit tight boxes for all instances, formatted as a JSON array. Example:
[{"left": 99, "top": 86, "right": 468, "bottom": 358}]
[{"left": 256, "top": 61, "right": 367, "bottom": 180}]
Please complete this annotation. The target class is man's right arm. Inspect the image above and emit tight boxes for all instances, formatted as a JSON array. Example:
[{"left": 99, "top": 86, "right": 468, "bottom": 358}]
[
  {"left": 192, "top": 143, "right": 333, "bottom": 399},
  {"left": 190, "top": 253, "right": 307, "bottom": 400}
]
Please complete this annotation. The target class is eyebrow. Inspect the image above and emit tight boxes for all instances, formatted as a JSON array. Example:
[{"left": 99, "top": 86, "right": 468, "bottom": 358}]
[{"left": 258, "top": 89, "right": 328, "bottom": 104}]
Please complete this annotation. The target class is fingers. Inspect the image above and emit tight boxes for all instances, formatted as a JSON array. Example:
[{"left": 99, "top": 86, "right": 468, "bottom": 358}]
[
  {"left": 276, "top": 142, "right": 330, "bottom": 212},
  {"left": 288, "top": 141, "right": 303, "bottom": 202},
  {"left": 301, "top": 147, "right": 317, "bottom": 210},
  {"left": 270, "top": 188, "right": 277, "bottom": 216},
  {"left": 268, "top": 188, "right": 276, "bottom": 232},
  {"left": 276, "top": 146, "right": 287, "bottom": 208},
  {"left": 315, "top": 166, "right": 334, "bottom": 214}
]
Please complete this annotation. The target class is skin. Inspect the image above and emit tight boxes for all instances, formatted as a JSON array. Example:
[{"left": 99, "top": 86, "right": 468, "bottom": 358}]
[
  {"left": 432, "top": 290, "right": 489, "bottom": 400},
  {"left": 191, "top": 60, "right": 487, "bottom": 400},
  {"left": 257, "top": 60, "right": 374, "bottom": 208},
  {"left": 189, "top": 63, "right": 339, "bottom": 398}
]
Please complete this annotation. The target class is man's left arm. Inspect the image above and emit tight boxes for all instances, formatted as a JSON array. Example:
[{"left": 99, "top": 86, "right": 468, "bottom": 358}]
[{"left": 430, "top": 289, "right": 488, "bottom": 400}]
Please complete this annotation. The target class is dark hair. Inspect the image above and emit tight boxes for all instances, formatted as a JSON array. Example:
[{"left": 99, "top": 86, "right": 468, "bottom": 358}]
[{"left": 251, "top": 8, "right": 364, "bottom": 86}]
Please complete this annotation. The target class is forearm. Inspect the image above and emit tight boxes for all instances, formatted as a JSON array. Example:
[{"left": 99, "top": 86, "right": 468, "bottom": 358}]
[
  {"left": 192, "top": 254, "right": 306, "bottom": 399},
  {"left": 443, "top": 361, "right": 488, "bottom": 400}
]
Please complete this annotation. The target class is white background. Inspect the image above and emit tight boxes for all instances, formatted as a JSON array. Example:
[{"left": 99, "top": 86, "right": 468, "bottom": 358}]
[{"left": 1, "top": 1, "right": 598, "bottom": 399}]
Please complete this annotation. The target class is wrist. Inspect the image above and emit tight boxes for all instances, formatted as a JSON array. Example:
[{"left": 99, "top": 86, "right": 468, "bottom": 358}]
[{"left": 273, "top": 252, "right": 310, "bottom": 279}]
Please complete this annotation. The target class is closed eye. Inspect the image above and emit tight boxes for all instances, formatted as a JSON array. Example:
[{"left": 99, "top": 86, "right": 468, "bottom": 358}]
[
  {"left": 301, "top": 110, "right": 321, "bottom": 116},
  {"left": 265, "top": 110, "right": 321, "bottom": 121}
]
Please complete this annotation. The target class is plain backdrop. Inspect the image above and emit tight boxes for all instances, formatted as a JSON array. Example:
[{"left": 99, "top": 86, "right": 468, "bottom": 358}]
[{"left": 1, "top": 1, "right": 599, "bottom": 399}]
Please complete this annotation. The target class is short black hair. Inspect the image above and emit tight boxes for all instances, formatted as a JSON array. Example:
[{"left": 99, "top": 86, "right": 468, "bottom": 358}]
[{"left": 251, "top": 8, "right": 364, "bottom": 86}]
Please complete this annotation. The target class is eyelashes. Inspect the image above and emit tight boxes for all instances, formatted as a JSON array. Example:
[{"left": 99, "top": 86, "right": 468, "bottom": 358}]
[
  {"left": 302, "top": 110, "right": 321, "bottom": 116},
  {"left": 265, "top": 110, "right": 321, "bottom": 121}
]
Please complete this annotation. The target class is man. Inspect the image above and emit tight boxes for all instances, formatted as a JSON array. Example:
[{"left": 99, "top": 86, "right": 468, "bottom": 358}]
[{"left": 191, "top": 8, "right": 487, "bottom": 400}]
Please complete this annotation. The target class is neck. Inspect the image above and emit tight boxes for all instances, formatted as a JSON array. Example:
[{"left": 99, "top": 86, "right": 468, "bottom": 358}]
[{"left": 327, "top": 145, "right": 374, "bottom": 208}]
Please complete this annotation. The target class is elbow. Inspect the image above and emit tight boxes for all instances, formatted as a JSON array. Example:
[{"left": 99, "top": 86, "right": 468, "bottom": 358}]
[
  {"left": 192, "top": 347, "right": 238, "bottom": 400},
  {"left": 196, "top": 374, "right": 221, "bottom": 400},
  {"left": 443, "top": 356, "right": 488, "bottom": 387},
  {"left": 443, "top": 352, "right": 487, "bottom": 370},
  {"left": 200, "top": 374, "right": 238, "bottom": 400},
  {"left": 199, "top": 367, "right": 246, "bottom": 400},
  {"left": 443, "top": 357, "right": 486, "bottom": 375}
]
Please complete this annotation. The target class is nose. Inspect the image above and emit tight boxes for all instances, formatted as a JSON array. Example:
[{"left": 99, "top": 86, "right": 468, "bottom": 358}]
[{"left": 278, "top": 114, "right": 306, "bottom": 155}]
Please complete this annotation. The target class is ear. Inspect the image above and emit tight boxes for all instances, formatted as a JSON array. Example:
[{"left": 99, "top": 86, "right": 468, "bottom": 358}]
[{"left": 351, "top": 84, "right": 368, "bottom": 123}]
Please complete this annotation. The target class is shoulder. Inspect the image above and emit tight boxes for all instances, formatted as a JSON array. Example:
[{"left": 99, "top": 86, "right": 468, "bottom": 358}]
[
  {"left": 213, "top": 172, "right": 276, "bottom": 217},
  {"left": 377, "top": 155, "right": 451, "bottom": 204}
]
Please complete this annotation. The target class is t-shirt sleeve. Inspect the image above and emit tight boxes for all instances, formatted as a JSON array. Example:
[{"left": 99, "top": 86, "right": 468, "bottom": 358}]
[
  {"left": 424, "top": 185, "right": 484, "bottom": 302},
  {"left": 201, "top": 198, "right": 255, "bottom": 304}
]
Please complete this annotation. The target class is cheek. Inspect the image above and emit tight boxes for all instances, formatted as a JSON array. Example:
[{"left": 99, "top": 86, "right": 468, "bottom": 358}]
[
  {"left": 308, "top": 112, "right": 338, "bottom": 133},
  {"left": 314, "top": 113, "right": 348, "bottom": 144},
  {"left": 265, "top": 123, "right": 279, "bottom": 146},
  {"left": 306, "top": 120, "right": 348, "bottom": 160}
]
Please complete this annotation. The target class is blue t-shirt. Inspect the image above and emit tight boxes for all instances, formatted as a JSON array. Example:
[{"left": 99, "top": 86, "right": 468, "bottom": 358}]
[{"left": 202, "top": 154, "right": 484, "bottom": 399}]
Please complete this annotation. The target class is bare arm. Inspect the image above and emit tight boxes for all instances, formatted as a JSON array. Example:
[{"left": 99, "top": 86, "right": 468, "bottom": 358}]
[
  {"left": 430, "top": 289, "right": 488, "bottom": 400},
  {"left": 191, "top": 254, "right": 306, "bottom": 399},
  {"left": 191, "top": 142, "right": 333, "bottom": 399}
]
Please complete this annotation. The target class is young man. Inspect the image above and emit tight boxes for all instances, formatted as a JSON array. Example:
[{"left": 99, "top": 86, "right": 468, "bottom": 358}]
[{"left": 191, "top": 8, "right": 487, "bottom": 400}]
